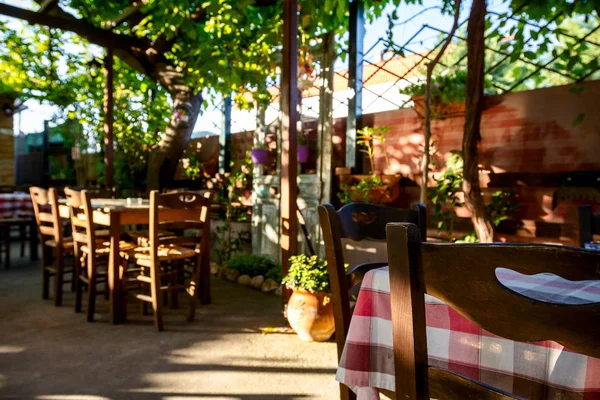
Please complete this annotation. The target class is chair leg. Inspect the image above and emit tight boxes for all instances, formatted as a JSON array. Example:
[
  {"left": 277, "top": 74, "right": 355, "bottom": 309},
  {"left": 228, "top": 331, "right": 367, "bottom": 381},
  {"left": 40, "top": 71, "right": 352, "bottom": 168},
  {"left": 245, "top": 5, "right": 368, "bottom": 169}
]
[
  {"left": 200, "top": 256, "right": 211, "bottom": 305},
  {"left": 74, "top": 255, "right": 84, "bottom": 313},
  {"left": 20, "top": 224, "right": 26, "bottom": 257},
  {"left": 41, "top": 245, "right": 51, "bottom": 300},
  {"left": 187, "top": 258, "right": 202, "bottom": 322},
  {"left": 141, "top": 301, "right": 149, "bottom": 316},
  {"left": 170, "top": 263, "right": 180, "bottom": 310},
  {"left": 54, "top": 249, "right": 64, "bottom": 306},
  {"left": 119, "top": 260, "right": 129, "bottom": 322},
  {"left": 69, "top": 255, "right": 76, "bottom": 292},
  {"left": 4, "top": 228, "right": 10, "bottom": 270},
  {"left": 150, "top": 263, "right": 164, "bottom": 332},
  {"left": 87, "top": 266, "right": 97, "bottom": 322}
]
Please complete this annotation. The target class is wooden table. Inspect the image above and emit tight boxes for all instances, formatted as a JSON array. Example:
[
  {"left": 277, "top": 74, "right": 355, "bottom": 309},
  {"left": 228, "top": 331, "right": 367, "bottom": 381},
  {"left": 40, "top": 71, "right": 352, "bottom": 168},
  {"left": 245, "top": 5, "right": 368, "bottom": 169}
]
[{"left": 60, "top": 198, "right": 210, "bottom": 324}]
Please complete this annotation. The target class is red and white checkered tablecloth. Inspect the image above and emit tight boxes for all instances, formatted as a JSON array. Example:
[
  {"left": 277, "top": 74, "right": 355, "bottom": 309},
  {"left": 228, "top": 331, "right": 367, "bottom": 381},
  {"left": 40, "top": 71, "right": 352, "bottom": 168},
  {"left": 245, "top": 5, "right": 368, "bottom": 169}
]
[
  {"left": 0, "top": 193, "right": 34, "bottom": 219},
  {"left": 337, "top": 267, "right": 600, "bottom": 400}
]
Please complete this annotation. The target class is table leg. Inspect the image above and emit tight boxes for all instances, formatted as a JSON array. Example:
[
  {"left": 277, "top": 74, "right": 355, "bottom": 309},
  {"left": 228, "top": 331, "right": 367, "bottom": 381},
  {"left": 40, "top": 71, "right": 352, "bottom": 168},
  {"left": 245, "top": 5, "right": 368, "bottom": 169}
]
[
  {"left": 108, "top": 212, "right": 123, "bottom": 324},
  {"left": 29, "top": 220, "right": 39, "bottom": 261}
]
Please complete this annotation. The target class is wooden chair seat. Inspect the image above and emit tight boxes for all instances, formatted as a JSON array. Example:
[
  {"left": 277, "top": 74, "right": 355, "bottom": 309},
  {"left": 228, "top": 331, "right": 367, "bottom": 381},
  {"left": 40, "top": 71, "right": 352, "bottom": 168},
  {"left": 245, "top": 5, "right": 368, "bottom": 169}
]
[
  {"left": 81, "top": 240, "right": 136, "bottom": 256},
  {"left": 127, "top": 229, "right": 174, "bottom": 246},
  {"left": 45, "top": 237, "right": 75, "bottom": 250},
  {"left": 126, "top": 244, "right": 196, "bottom": 267}
]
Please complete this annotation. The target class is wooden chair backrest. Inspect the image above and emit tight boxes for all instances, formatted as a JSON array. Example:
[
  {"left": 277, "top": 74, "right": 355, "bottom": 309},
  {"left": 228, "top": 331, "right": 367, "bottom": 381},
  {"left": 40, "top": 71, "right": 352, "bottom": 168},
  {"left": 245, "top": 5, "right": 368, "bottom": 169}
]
[
  {"left": 386, "top": 222, "right": 600, "bottom": 400},
  {"left": 578, "top": 205, "right": 600, "bottom": 247},
  {"left": 318, "top": 202, "right": 426, "bottom": 360},
  {"left": 64, "top": 188, "right": 96, "bottom": 254},
  {"left": 148, "top": 190, "right": 212, "bottom": 264},
  {"left": 29, "top": 186, "right": 62, "bottom": 243}
]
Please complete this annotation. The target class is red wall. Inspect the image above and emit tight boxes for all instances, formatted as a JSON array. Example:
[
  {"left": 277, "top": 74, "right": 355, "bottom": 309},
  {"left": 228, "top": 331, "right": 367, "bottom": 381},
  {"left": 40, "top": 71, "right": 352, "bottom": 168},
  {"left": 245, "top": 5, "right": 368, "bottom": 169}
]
[
  {"left": 367, "top": 81, "right": 600, "bottom": 176},
  {"left": 361, "top": 81, "right": 600, "bottom": 244}
]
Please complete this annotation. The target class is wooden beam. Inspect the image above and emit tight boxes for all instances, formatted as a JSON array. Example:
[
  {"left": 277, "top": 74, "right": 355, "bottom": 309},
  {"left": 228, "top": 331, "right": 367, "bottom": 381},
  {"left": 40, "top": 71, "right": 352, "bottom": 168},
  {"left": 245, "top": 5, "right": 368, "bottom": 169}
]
[
  {"left": 280, "top": 0, "right": 299, "bottom": 302},
  {"left": 105, "top": 3, "right": 144, "bottom": 29},
  {"left": 346, "top": 0, "right": 365, "bottom": 170},
  {"left": 219, "top": 95, "right": 232, "bottom": 174},
  {"left": 38, "top": 0, "right": 58, "bottom": 13},
  {"left": 0, "top": 3, "right": 150, "bottom": 52},
  {"left": 103, "top": 48, "right": 115, "bottom": 190}
]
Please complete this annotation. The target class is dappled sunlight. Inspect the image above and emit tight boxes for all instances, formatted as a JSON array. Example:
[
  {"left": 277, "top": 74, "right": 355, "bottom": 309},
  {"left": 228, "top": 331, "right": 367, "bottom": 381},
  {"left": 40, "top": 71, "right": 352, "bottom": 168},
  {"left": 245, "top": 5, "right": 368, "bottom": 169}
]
[
  {"left": 36, "top": 396, "right": 111, "bottom": 400},
  {"left": 0, "top": 345, "right": 26, "bottom": 354}
]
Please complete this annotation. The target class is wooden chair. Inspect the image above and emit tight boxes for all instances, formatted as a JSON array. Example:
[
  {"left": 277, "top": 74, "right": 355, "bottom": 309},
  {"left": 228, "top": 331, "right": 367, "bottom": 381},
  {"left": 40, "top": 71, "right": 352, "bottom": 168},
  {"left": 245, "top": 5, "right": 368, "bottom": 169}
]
[
  {"left": 124, "top": 190, "right": 211, "bottom": 331},
  {"left": 30, "top": 187, "right": 74, "bottom": 306},
  {"left": 318, "top": 202, "right": 426, "bottom": 400},
  {"left": 64, "top": 188, "right": 135, "bottom": 322},
  {"left": 578, "top": 205, "right": 599, "bottom": 247},
  {"left": 386, "top": 222, "right": 600, "bottom": 400}
]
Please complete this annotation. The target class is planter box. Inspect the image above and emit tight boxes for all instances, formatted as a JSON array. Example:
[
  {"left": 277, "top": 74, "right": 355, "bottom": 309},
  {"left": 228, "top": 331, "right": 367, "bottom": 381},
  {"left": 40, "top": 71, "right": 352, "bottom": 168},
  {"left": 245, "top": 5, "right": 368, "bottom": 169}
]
[
  {"left": 412, "top": 95, "right": 501, "bottom": 120},
  {"left": 412, "top": 95, "right": 465, "bottom": 119},
  {"left": 338, "top": 174, "right": 402, "bottom": 204}
]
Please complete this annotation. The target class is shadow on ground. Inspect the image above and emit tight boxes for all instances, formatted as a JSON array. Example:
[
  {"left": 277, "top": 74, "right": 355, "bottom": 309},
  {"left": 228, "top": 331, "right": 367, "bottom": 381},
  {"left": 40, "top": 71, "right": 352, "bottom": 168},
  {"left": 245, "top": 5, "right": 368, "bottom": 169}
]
[{"left": 0, "top": 245, "right": 338, "bottom": 400}]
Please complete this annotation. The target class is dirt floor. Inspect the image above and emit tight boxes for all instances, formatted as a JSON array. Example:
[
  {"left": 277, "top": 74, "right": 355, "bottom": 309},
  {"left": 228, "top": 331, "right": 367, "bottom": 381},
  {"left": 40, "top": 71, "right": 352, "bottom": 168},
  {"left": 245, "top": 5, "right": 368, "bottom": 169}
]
[{"left": 0, "top": 247, "right": 339, "bottom": 400}]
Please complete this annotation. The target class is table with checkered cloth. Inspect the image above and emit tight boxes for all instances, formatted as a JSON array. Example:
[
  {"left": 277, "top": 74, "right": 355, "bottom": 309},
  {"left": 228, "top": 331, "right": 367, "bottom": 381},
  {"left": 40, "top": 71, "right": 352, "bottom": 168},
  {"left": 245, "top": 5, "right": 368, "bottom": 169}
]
[
  {"left": 336, "top": 267, "right": 600, "bottom": 400},
  {"left": 0, "top": 193, "right": 34, "bottom": 219}
]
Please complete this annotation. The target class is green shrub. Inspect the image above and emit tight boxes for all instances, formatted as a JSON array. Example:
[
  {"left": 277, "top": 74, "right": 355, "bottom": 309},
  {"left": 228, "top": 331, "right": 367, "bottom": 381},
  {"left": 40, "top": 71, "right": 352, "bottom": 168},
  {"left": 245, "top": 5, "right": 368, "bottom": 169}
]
[
  {"left": 265, "top": 266, "right": 283, "bottom": 284},
  {"left": 282, "top": 255, "right": 330, "bottom": 294},
  {"left": 227, "top": 253, "right": 278, "bottom": 277}
]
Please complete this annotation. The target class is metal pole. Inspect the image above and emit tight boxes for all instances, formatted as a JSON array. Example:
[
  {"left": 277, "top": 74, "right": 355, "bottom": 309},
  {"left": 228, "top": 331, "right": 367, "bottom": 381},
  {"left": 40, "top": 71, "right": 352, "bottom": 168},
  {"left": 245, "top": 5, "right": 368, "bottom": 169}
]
[
  {"left": 280, "top": 0, "right": 299, "bottom": 304},
  {"left": 346, "top": 0, "right": 364, "bottom": 171},
  {"left": 103, "top": 47, "right": 114, "bottom": 190},
  {"left": 219, "top": 94, "right": 232, "bottom": 174}
]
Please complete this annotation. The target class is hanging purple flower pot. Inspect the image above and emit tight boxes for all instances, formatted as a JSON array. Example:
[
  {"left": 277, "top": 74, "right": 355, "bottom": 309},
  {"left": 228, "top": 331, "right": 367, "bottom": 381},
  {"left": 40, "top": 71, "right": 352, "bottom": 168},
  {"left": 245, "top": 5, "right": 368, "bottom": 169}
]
[
  {"left": 297, "top": 145, "right": 310, "bottom": 163},
  {"left": 251, "top": 148, "right": 269, "bottom": 165}
]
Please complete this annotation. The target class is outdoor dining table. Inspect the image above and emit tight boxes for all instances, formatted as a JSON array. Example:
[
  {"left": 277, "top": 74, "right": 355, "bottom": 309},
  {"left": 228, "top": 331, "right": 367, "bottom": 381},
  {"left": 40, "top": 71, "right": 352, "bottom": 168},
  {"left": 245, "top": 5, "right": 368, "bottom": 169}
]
[
  {"left": 337, "top": 266, "right": 600, "bottom": 400},
  {"left": 0, "top": 192, "right": 38, "bottom": 261},
  {"left": 58, "top": 198, "right": 206, "bottom": 324}
]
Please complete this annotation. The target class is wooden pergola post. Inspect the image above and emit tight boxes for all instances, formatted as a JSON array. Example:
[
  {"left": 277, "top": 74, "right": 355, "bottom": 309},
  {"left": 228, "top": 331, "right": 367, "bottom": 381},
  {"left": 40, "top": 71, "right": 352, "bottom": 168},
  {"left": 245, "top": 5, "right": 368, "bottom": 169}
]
[
  {"left": 103, "top": 47, "right": 114, "bottom": 190},
  {"left": 346, "top": 0, "right": 365, "bottom": 170},
  {"left": 219, "top": 94, "right": 232, "bottom": 174},
  {"left": 280, "top": 0, "right": 299, "bottom": 302}
]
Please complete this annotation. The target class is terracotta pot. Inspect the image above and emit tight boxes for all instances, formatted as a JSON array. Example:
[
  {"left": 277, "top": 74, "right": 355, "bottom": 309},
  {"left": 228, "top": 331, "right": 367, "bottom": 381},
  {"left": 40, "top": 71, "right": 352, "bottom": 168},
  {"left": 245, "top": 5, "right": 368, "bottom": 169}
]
[{"left": 287, "top": 289, "right": 335, "bottom": 342}]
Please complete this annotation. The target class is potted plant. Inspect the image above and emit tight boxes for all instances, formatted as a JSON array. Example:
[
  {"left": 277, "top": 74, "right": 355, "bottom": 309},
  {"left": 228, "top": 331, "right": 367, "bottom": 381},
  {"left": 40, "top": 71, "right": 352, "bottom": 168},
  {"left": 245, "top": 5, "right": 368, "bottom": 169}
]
[
  {"left": 297, "top": 134, "right": 310, "bottom": 163},
  {"left": 250, "top": 144, "right": 268, "bottom": 165},
  {"left": 337, "top": 126, "right": 402, "bottom": 204},
  {"left": 282, "top": 255, "right": 335, "bottom": 342}
]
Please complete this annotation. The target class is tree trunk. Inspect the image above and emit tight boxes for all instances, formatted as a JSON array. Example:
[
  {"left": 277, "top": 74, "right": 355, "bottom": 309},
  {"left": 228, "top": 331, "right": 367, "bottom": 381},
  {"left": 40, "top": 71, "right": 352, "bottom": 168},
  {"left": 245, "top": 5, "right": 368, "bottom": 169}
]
[
  {"left": 463, "top": 0, "right": 494, "bottom": 243},
  {"left": 420, "top": 0, "right": 462, "bottom": 205},
  {"left": 146, "top": 70, "right": 203, "bottom": 191}
]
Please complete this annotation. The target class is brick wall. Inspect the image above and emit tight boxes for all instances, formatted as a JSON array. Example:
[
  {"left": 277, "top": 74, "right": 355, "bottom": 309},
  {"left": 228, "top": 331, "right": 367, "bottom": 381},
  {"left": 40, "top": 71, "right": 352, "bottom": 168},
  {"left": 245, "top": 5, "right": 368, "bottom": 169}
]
[
  {"left": 361, "top": 81, "right": 600, "bottom": 244},
  {"left": 367, "top": 81, "right": 600, "bottom": 177}
]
